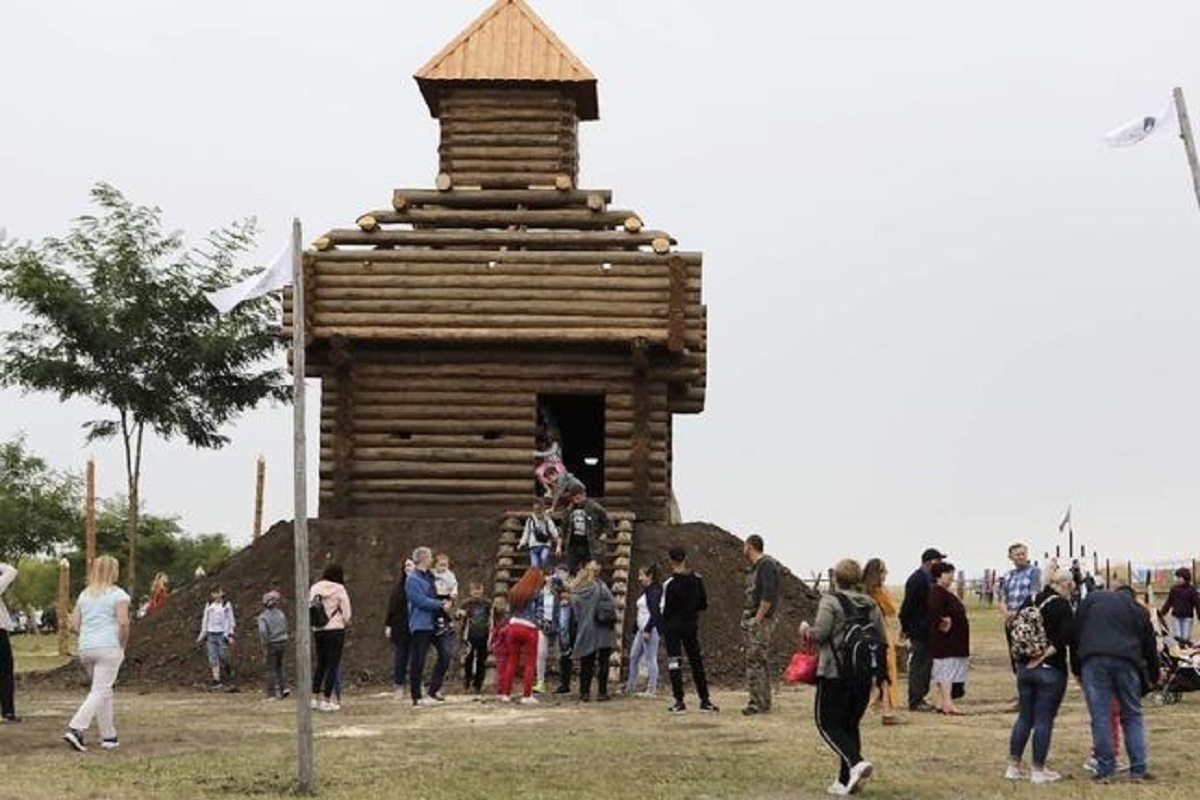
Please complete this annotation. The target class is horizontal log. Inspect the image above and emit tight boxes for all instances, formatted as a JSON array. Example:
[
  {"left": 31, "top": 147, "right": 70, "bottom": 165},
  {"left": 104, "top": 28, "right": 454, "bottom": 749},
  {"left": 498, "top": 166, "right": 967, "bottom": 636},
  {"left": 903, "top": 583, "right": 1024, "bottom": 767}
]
[
  {"left": 304, "top": 275, "right": 682, "bottom": 292},
  {"left": 441, "top": 91, "right": 574, "bottom": 108},
  {"left": 326, "top": 446, "right": 534, "bottom": 463},
  {"left": 315, "top": 247, "right": 696, "bottom": 266},
  {"left": 350, "top": 363, "right": 673, "bottom": 381},
  {"left": 367, "top": 208, "right": 636, "bottom": 229},
  {"left": 288, "top": 323, "right": 701, "bottom": 349},
  {"left": 319, "top": 433, "right": 537, "bottom": 449},
  {"left": 320, "top": 477, "right": 532, "bottom": 492},
  {"left": 448, "top": 174, "right": 565, "bottom": 190},
  {"left": 325, "top": 389, "right": 668, "bottom": 411},
  {"left": 444, "top": 159, "right": 566, "bottom": 173},
  {"left": 321, "top": 419, "right": 534, "bottom": 437},
  {"left": 310, "top": 301, "right": 672, "bottom": 319},
  {"left": 314, "top": 346, "right": 688, "bottom": 367},
  {"left": 322, "top": 229, "right": 673, "bottom": 250},
  {"left": 440, "top": 106, "right": 576, "bottom": 122},
  {"left": 345, "top": 461, "right": 538, "bottom": 479},
  {"left": 438, "top": 120, "right": 574, "bottom": 136},
  {"left": 312, "top": 261, "right": 699, "bottom": 278},
  {"left": 313, "top": 287, "right": 694, "bottom": 304},
  {"left": 319, "top": 405, "right": 532, "bottom": 422},
  {"left": 306, "top": 312, "right": 669, "bottom": 327},
  {"left": 438, "top": 145, "right": 566, "bottom": 160},
  {"left": 440, "top": 133, "right": 566, "bottom": 147}
]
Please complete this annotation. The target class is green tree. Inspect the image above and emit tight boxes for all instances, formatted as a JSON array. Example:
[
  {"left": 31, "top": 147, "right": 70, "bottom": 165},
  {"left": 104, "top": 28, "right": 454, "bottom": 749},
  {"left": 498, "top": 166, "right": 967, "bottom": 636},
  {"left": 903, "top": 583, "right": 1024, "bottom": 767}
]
[
  {"left": 0, "top": 434, "right": 82, "bottom": 560},
  {"left": 6, "top": 558, "right": 60, "bottom": 611},
  {"left": 67, "top": 496, "right": 233, "bottom": 598},
  {"left": 0, "top": 184, "right": 288, "bottom": 596}
]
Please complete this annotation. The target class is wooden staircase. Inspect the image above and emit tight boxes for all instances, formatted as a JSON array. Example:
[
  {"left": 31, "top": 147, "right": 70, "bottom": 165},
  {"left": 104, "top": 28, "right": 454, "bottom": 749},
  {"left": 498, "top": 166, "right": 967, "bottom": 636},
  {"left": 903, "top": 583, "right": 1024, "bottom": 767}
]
[{"left": 494, "top": 509, "right": 636, "bottom": 687}]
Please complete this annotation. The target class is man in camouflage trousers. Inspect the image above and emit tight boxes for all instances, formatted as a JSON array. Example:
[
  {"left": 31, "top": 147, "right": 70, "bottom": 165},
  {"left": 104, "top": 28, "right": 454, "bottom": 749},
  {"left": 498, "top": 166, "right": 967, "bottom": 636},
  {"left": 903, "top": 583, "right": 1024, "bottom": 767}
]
[{"left": 742, "top": 534, "right": 781, "bottom": 716}]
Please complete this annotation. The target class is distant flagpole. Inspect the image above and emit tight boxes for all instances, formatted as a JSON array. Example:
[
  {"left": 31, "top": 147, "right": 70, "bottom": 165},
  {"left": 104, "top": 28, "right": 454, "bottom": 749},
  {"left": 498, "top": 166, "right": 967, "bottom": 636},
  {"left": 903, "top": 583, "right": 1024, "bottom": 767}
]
[
  {"left": 1172, "top": 87, "right": 1200, "bottom": 214},
  {"left": 289, "top": 218, "right": 315, "bottom": 794}
]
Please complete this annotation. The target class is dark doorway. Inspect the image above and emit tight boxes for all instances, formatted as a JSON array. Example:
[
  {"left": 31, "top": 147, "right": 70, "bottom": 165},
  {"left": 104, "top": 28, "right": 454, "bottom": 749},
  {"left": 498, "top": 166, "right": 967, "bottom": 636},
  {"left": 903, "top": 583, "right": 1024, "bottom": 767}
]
[{"left": 537, "top": 393, "right": 605, "bottom": 497}]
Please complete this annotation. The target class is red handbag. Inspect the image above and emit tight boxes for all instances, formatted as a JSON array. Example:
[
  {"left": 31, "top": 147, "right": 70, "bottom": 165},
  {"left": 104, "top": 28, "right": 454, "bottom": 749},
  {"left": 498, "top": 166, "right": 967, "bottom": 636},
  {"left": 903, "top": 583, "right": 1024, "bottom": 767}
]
[{"left": 784, "top": 649, "right": 818, "bottom": 685}]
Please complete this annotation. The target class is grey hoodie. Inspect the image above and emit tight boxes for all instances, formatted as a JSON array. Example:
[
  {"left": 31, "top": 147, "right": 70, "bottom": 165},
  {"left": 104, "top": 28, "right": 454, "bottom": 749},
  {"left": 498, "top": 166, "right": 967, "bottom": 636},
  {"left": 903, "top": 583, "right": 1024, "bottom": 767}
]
[{"left": 257, "top": 606, "right": 288, "bottom": 644}]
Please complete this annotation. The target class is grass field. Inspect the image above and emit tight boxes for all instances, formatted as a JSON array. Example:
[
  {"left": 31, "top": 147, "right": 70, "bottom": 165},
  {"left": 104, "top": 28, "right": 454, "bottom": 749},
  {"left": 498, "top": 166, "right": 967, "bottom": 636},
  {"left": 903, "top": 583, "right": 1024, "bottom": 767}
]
[{"left": 3, "top": 603, "right": 1193, "bottom": 800}]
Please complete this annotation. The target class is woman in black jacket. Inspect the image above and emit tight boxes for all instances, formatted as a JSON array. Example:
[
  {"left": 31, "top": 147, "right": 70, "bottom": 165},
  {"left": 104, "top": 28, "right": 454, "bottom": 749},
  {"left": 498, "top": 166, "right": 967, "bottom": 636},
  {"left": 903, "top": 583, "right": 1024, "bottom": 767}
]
[
  {"left": 384, "top": 558, "right": 415, "bottom": 698},
  {"left": 624, "top": 563, "right": 664, "bottom": 696},
  {"left": 1006, "top": 568, "right": 1074, "bottom": 784}
]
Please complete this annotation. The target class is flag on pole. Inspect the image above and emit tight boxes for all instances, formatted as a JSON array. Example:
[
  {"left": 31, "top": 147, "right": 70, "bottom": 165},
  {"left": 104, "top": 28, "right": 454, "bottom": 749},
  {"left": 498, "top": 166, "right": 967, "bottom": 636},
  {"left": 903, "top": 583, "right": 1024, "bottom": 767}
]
[
  {"left": 205, "top": 239, "right": 294, "bottom": 314},
  {"left": 1104, "top": 97, "right": 1178, "bottom": 147},
  {"left": 1058, "top": 505, "right": 1072, "bottom": 533}
]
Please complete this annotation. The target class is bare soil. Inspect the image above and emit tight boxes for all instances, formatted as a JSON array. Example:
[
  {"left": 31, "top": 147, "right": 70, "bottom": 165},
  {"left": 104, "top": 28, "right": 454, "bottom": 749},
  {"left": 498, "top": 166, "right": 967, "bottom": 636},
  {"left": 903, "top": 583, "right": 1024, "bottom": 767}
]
[{"left": 36, "top": 517, "right": 819, "bottom": 691}]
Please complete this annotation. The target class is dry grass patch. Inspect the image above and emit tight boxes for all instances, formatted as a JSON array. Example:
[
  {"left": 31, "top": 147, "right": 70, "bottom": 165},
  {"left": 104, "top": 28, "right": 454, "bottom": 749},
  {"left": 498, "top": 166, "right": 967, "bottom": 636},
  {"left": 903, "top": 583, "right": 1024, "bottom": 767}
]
[{"left": 1, "top": 601, "right": 1196, "bottom": 800}]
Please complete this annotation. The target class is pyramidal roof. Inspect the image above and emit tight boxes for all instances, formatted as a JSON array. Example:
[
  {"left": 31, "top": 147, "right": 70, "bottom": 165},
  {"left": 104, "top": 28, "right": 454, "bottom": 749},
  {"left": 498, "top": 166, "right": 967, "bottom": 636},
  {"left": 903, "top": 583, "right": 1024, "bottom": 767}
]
[{"left": 415, "top": 0, "right": 598, "bottom": 120}]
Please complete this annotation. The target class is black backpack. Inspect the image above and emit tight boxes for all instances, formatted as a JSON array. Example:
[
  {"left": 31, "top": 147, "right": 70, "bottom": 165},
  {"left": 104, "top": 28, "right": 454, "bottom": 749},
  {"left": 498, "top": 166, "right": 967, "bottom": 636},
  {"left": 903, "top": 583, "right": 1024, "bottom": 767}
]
[
  {"left": 309, "top": 595, "right": 329, "bottom": 629},
  {"left": 832, "top": 592, "right": 884, "bottom": 694}
]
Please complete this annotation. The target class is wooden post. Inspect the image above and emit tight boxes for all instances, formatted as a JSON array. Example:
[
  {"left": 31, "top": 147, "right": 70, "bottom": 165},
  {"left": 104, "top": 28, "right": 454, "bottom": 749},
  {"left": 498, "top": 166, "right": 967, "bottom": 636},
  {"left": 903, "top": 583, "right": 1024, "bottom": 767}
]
[
  {"left": 85, "top": 457, "right": 96, "bottom": 569},
  {"left": 253, "top": 456, "right": 265, "bottom": 541},
  {"left": 1105, "top": 558, "right": 1111, "bottom": 588},
  {"left": 291, "top": 219, "right": 315, "bottom": 793},
  {"left": 1172, "top": 87, "right": 1200, "bottom": 213},
  {"left": 57, "top": 558, "right": 70, "bottom": 657}
]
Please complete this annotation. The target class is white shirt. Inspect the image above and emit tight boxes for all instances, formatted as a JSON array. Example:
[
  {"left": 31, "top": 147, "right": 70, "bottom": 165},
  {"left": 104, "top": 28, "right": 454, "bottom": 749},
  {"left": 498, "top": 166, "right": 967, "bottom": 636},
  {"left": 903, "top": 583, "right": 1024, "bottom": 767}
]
[{"left": 0, "top": 563, "right": 16, "bottom": 632}]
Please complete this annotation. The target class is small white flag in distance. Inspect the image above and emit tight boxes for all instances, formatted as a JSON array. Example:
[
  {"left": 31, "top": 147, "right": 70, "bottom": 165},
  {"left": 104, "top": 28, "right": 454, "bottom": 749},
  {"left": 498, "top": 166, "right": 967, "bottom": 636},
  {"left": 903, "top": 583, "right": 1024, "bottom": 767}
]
[
  {"left": 206, "top": 239, "right": 294, "bottom": 314},
  {"left": 1104, "top": 97, "right": 1178, "bottom": 147}
]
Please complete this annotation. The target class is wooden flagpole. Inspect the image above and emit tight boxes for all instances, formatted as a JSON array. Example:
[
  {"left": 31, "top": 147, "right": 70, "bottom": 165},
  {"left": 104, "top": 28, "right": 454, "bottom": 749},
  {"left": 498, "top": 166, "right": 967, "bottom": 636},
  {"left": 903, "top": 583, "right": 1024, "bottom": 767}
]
[
  {"left": 290, "top": 219, "right": 315, "bottom": 793},
  {"left": 253, "top": 455, "right": 265, "bottom": 542},
  {"left": 1172, "top": 87, "right": 1200, "bottom": 213}
]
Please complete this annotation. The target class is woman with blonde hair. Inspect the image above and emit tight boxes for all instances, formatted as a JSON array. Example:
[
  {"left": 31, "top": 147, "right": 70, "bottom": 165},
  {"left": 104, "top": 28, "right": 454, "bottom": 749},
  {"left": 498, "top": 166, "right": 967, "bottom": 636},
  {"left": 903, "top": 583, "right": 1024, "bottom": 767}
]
[
  {"left": 498, "top": 567, "right": 544, "bottom": 704},
  {"left": 63, "top": 555, "right": 130, "bottom": 752},
  {"left": 862, "top": 558, "right": 900, "bottom": 725}
]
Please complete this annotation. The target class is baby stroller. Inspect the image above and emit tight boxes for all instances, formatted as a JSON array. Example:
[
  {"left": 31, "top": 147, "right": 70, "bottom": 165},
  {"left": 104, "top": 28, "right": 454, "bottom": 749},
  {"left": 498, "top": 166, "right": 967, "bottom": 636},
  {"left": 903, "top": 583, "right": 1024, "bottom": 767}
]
[{"left": 1153, "top": 612, "right": 1200, "bottom": 705}]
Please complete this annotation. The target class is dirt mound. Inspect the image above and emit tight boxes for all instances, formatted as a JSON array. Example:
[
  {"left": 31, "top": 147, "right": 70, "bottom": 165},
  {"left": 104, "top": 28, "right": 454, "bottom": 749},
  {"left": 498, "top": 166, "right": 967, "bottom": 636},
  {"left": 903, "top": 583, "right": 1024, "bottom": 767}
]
[{"left": 111, "top": 517, "right": 818, "bottom": 690}]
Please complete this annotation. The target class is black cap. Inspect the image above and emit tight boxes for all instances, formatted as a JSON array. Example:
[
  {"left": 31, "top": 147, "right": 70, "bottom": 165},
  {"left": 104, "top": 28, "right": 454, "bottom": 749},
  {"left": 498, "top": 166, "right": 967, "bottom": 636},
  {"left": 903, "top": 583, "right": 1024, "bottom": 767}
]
[
  {"left": 921, "top": 548, "right": 947, "bottom": 562},
  {"left": 667, "top": 546, "right": 687, "bottom": 562}
]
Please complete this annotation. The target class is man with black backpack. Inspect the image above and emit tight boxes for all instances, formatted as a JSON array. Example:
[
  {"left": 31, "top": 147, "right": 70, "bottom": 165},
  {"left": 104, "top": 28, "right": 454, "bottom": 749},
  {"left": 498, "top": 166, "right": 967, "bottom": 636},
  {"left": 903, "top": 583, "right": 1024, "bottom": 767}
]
[{"left": 800, "top": 558, "right": 887, "bottom": 796}]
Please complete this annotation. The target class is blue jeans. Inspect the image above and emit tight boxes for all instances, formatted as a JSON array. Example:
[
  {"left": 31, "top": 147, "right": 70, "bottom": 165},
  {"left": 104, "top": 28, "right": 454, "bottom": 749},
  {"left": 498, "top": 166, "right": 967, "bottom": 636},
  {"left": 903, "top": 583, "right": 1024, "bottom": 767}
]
[
  {"left": 1008, "top": 663, "right": 1067, "bottom": 766},
  {"left": 205, "top": 633, "right": 228, "bottom": 669},
  {"left": 1171, "top": 615, "right": 1194, "bottom": 643},
  {"left": 529, "top": 546, "right": 551, "bottom": 569},
  {"left": 1080, "top": 655, "right": 1149, "bottom": 777},
  {"left": 625, "top": 630, "right": 660, "bottom": 694},
  {"left": 429, "top": 628, "right": 454, "bottom": 694}
]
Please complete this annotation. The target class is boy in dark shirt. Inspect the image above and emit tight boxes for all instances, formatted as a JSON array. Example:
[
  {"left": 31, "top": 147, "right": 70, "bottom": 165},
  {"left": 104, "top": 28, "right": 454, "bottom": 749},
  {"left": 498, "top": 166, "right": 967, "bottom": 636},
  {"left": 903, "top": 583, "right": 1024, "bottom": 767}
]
[
  {"left": 460, "top": 583, "right": 491, "bottom": 694},
  {"left": 662, "top": 546, "right": 717, "bottom": 714}
]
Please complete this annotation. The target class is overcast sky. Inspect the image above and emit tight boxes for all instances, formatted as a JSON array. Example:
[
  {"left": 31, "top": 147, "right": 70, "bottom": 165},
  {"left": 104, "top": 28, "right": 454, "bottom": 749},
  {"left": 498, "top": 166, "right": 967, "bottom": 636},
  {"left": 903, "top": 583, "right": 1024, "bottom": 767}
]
[{"left": 3, "top": 0, "right": 1200, "bottom": 582}]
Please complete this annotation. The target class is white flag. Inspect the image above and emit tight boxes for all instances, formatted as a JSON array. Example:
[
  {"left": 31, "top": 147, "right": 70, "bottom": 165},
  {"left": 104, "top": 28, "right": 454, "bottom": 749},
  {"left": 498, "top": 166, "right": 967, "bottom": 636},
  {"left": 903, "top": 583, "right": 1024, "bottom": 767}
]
[
  {"left": 1104, "top": 97, "right": 1178, "bottom": 147},
  {"left": 206, "top": 239, "right": 294, "bottom": 314}
]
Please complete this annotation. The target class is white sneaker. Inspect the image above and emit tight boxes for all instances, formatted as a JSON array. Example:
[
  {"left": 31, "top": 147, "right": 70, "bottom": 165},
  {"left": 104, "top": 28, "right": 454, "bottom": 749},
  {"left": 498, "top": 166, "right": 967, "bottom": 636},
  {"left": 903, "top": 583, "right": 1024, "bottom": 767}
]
[
  {"left": 519, "top": 696, "right": 539, "bottom": 705},
  {"left": 309, "top": 698, "right": 319, "bottom": 710},
  {"left": 494, "top": 694, "right": 510, "bottom": 703},
  {"left": 1082, "top": 757, "right": 1097, "bottom": 774},
  {"left": 415, "top": 697, "right": 438, "bottom": 707},
  {"left": 826, "top": 781, "right": 850, "bottom": 796},
  {"left": 318, "top": 700, "right": 337, "bottom": 712},
  {"left": 1005, "top": 765, "right": 1026, "bottom": 781},
  {"left": 1031, "top": 769, "right": 1061, "bottom": 784},
  {"left": 845, "top": 761, "right": 872, "bottom": 794}
]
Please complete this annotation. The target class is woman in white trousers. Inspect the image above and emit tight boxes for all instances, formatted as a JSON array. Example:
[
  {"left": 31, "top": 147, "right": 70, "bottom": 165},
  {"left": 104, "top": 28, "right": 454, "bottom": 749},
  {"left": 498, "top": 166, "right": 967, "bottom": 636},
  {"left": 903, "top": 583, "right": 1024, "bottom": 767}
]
[{"left": 64, "top": 555, "right": 130, "bottom": 752}]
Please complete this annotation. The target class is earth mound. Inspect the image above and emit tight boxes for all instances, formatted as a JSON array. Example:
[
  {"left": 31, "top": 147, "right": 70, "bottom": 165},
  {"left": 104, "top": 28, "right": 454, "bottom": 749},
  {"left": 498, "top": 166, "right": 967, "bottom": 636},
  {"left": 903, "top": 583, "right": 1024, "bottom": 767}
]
[{"left": 112, "top": 517, "right": 819, "bottom": 689}]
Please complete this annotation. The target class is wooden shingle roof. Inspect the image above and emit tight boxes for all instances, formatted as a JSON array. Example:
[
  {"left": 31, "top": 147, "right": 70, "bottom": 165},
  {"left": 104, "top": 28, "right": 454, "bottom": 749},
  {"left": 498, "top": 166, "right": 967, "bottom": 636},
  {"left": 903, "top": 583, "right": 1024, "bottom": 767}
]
[{"left": 415, "top": 0, "right": 599, "bottom": 120}]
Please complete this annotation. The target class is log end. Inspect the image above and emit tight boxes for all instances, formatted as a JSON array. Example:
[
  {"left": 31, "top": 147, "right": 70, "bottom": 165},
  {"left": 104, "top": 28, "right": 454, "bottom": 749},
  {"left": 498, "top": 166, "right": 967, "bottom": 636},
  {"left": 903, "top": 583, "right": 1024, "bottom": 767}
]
[
  {"left": 651, "top": 237, "right": 671, "bottom": 254},
  {"left": 554, "top": 174, "right": 573, "bottom": 191},
  {"left": 313, "top": 236, "right": 332, "bottom": 252},
  {"left": 392, "top": 192, "right": 409, "bottom": 211},
  {"left": 624, "top": 216, "right": 644, "bottom": 233},
  {"left": 435, "top": 173, "right": 453, "bottom": 192},
  {"left": 356, "top": 214, "right": 379, "bottom": 232},
  {"left": 586, "top": 193, "right": 605, "bottom": 212}
]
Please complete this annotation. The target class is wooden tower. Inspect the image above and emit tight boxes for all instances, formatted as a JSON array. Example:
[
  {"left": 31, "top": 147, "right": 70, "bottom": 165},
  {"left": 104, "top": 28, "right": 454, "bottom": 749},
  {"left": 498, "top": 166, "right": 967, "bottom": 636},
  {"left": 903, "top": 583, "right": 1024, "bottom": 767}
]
[{"left": 284, "top": 0, "right": 706, "bottom": 523}]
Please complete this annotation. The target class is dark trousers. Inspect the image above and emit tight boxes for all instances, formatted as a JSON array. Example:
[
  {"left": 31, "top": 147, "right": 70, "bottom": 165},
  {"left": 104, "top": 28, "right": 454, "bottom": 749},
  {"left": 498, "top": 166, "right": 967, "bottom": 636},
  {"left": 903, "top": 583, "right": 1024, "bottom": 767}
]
[
  {"left": 463, "top": 634, "right": 489, "bottom": 691},
  {"left": 264, "top": 641, "right": 286, "bottom": 698},
  {"left": 567, "top": 544, "right": 590, "bottom": 575},
  {"left": 429, "top": 629, "right": 453, "bottom": 694},
  {"left": 815, "top": 677, "right": 871, "bottom": 785},
  {"left": 409, "top": 630, "right": 433, "bottom": 702},
  {"left": 664, "top": 619, "right": 710, "bottom": 704},
  {"left": 391, "top": 636, "right": 410, "bottom": 688},
  {"left": 312, "top": 629, "right": 345, "bottom": 699},
  {"left": 557, "top": 655, "right": 573, "bottom": 691},
  {"left": 0, "top": 630, "right": 14, "bottom": 717},
  {"left": 907, "top": 636, "right": 932, "bottom": 708},
  {"left": 578, "top": 648, "right": 611, "bottom": 698}
]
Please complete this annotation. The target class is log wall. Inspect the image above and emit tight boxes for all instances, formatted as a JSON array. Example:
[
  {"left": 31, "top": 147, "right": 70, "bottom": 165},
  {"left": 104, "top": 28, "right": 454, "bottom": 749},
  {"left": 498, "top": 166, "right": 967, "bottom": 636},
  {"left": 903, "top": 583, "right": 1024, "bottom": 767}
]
[
  {"left": 310, "top": 354, "right": 673, "bottom": 522},
  {"left": 438, "top": 88, "right": 579, "bottom": 189}
]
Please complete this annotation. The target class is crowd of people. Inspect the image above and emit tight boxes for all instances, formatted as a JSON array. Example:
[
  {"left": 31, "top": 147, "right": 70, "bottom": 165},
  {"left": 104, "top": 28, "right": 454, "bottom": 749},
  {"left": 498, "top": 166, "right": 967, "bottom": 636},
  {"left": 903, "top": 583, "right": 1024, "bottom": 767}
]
[{"left": 0, "top": 527, "right": 1181, "bottom": 793}]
